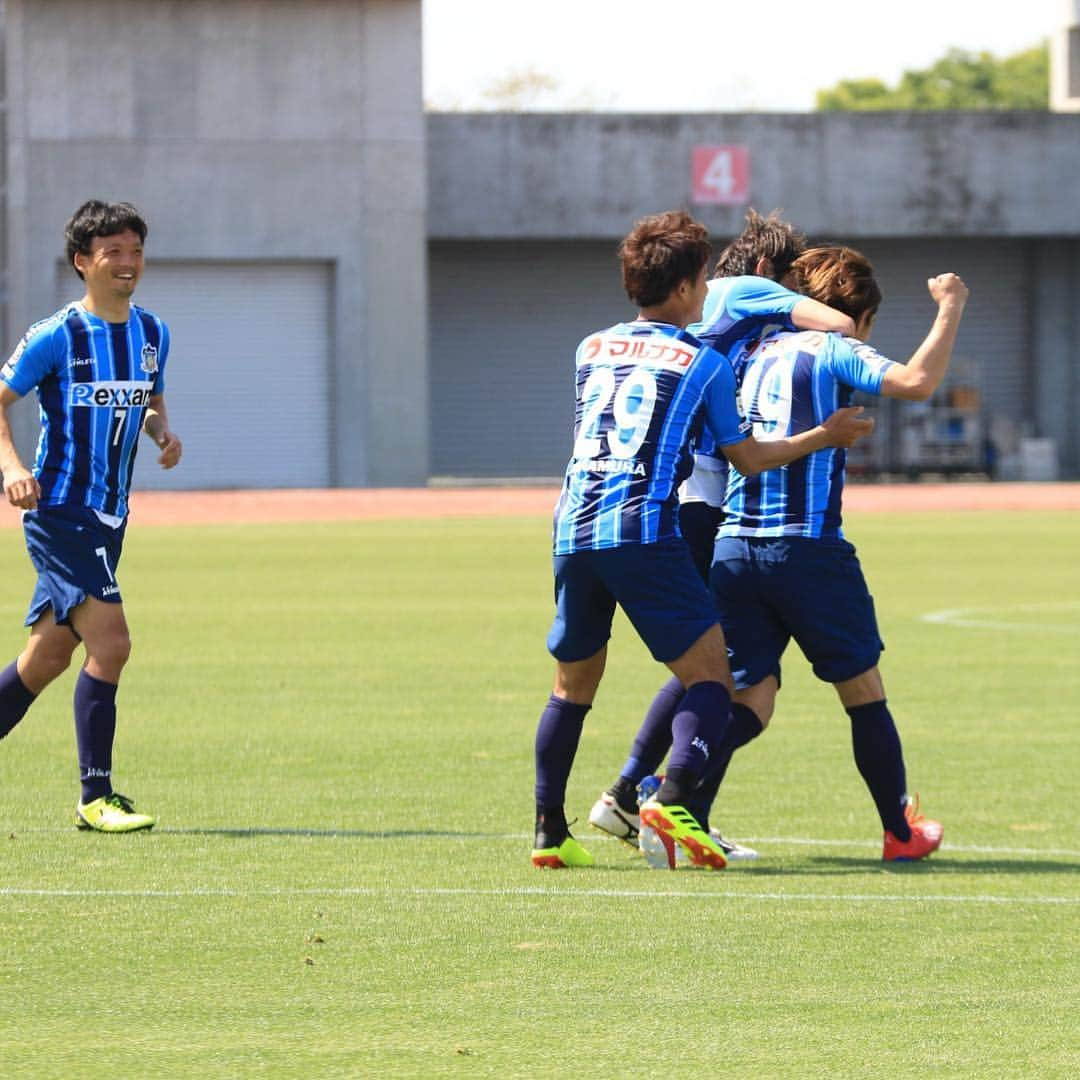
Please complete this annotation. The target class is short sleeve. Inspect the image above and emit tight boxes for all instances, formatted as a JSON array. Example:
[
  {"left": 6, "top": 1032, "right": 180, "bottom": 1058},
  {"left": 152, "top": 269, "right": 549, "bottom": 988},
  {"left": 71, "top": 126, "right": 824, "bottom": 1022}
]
[
  {"left": 700, "top": 347, "right": 752, "bottom": 447},
  {"left": 824, "top": 335, "right": 895, "bottom": 395},
  {"left": 1, "top": 325, "right": 62, "bottom": 396}
]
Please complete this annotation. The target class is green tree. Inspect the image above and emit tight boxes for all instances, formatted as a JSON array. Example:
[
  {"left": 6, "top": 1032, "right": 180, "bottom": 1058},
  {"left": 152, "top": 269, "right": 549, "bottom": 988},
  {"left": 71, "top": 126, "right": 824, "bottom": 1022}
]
[{"left": 816, "top": 44, "right": 1049, "bottom": 110}]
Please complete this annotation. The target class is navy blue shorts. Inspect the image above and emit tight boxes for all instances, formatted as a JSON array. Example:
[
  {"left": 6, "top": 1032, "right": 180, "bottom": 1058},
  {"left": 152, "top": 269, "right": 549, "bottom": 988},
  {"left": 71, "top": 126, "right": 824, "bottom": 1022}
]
[
  {"left": 547, "top": 538, "right": 720, "bottom": 663},
  {"left": 22, "top": 505, "right": 127, "bottom": 627},
  {"left": 709, "top": 536, "right": 883, "bottom": 688},
  {"left": 678, "top": 502, "right": 726, "bottom": 582}
]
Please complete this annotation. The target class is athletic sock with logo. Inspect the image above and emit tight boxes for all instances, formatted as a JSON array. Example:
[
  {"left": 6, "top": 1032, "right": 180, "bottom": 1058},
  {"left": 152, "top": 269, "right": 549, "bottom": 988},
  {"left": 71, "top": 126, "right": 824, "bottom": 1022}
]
[
  {"left": 534, "top": 694, "right": 590, "bottom": 844},
  {"left": 657, "top": 680, "right": 731, "bottom": 805},
  {"left": 0, "top": 660, "right": 36, "bottom": 740},
  {"left": 74, "top": 670, "right": 117, "bottom": 804},
  {"left": 686, "top": 702, "right": 764, "bottom": 831},
  {"left": 847, "top": 699, "right": 911, "bottom": 841},
  {"left": 609, "top": 674, "right": 683, "bottom": 810}
]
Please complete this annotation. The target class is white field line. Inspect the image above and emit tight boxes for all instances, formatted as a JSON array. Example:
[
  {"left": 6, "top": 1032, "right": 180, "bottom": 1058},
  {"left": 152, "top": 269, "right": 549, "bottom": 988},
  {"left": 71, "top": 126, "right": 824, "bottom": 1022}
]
[
  {"left": 921, "top": 600, "right": 1080, "bottom": 633},
  {"left": 0, "top": 885, "right": 1076, "bottom": 905}
]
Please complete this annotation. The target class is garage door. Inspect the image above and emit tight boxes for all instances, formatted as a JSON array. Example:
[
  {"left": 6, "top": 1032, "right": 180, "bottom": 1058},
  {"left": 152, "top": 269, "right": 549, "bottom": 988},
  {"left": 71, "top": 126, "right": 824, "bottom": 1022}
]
[{"left": 56, "top": 261, "right": 334, "bottom": 489}]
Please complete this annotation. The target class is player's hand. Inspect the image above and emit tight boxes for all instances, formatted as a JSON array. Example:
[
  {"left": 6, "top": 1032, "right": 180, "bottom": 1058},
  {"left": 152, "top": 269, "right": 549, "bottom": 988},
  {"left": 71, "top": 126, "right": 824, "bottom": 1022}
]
[
  {"left": 822, "top": 405, "right": 875, "bottom": 448},
  {"left": 155, "top": 430, "right": 183, "bottom": 469},
  {"left": 927, "top": 272, "right": 968, "bottom": 310},
  {"left": 3, "top": 466, "right": 40, "bottom": 509}
]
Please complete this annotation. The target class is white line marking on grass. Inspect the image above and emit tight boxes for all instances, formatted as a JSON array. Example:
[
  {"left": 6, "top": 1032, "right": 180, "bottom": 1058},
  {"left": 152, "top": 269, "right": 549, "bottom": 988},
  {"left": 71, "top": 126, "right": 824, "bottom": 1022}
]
[
  {"left": 0, "top": 885, "right": 1076, "bottom": 905},
  {"left": 921, "top": 600, "right": 1080, "bottom": 633}
]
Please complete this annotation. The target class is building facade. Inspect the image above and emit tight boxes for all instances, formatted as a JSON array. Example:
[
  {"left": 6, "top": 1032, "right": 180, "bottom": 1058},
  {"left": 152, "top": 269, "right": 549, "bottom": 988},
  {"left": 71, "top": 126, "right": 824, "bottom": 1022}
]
[
  {"left": 2, "top": 0, "right": 428, "bottom": 489},
  {"left": 3, "top": 2, "right": 1078, "bottom": 486}
]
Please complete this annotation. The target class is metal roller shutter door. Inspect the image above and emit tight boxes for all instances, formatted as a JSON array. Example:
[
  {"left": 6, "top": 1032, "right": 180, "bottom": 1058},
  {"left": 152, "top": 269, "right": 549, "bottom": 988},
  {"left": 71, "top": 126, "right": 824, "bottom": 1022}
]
[
  {"left": 55, "top": 261, "right": 333, "bottom": 490},
  {"left": 430, "top": 238, "right": 1030, "bottom": 479},
  {"left": 429, "top": 241, "right": 628, "bottom": 479}
]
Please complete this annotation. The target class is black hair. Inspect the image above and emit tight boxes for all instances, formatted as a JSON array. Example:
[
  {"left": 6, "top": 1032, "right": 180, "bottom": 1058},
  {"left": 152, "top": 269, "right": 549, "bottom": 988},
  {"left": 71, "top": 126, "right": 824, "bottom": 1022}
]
[{"left": 65, "top": 200, "right": 148, "bottom": 280}]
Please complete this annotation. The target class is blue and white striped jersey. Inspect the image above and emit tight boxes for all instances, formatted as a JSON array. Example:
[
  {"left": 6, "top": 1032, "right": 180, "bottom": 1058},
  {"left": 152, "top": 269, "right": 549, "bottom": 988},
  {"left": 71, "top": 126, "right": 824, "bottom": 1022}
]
[
  {"left": 681, "top": 276, "right": 803, "bottom": 507},
  {"left": 553, "top": 320, "right": 750, "bottom": 554},
  {"left": 1, "top": 301, "right": 169, "bottom": 519},
  {"left": 720, "top": 330, "right": 894, "bottom": 539}
]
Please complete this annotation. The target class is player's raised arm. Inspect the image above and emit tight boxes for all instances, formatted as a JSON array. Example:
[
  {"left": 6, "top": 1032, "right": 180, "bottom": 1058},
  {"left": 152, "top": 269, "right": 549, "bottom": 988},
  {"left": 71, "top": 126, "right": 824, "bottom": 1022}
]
[
  {"left": 0, "top": 384, "right": 40, "bottom": 509},
  {"left": 879, "top": 273, "right": 969, "bottom": 401}
]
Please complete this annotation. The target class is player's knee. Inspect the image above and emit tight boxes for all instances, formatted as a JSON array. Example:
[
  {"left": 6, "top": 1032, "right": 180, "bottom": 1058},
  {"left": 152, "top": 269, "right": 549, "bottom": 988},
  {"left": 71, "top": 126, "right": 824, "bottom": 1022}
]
[
  {"left": 90, "top": 631, "right": 132, "bottom": 673},
  {"left": 26, "top": 646, "right": 73, "bottom": 685}
]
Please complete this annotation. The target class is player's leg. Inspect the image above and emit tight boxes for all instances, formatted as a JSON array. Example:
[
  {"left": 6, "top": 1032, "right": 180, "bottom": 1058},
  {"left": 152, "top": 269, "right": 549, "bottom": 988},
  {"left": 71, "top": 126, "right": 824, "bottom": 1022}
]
[
  {"left": 68, "top": 596, "right": 153, "bottom": 831},
  {"left": 686, "top": 677, "right": 776, "bottom": 836},
  {"left": 609, "top": 540, "right": 735, "bottom": 868},
  {"left": 782, "top": 538, "right": 941, "bottom": 860},
  {"left": 590, "top": 502, "right": 725, "bottom": 841},
  {"left": 533, "top": 554, "right": 613, "bottom": 867},
  {"left": 0, "top": 612, "right": 80, "bottom": 739},
  {"left": 834, "top": 668, "right": 942, "bottom": 860}
]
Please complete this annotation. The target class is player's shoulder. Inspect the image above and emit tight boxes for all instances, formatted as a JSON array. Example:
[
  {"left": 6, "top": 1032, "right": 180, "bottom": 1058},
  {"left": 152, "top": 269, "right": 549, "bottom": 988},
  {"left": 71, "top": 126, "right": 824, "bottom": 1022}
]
[
  {"left": 21, "top": 302, "right": 81, "bottom": 346},
  {"left": 130, "top": 303, "right": 168, "bottom": 330}
]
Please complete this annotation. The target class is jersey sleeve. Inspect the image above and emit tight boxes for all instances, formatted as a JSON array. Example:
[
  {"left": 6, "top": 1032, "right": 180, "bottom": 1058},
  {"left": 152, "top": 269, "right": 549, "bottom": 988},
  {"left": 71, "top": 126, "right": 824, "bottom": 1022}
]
[
  {"left": 1, "top": 325, "right": 62, "bottom": 396},
  {"left": 824, "top": 335, "right": 896, "bottom": 396},
  {"left": 700, "top": 347, "right": 751, "bottom": 447},
  {"left": 725, "top": 276, "right": 801, "bottom": 327}
]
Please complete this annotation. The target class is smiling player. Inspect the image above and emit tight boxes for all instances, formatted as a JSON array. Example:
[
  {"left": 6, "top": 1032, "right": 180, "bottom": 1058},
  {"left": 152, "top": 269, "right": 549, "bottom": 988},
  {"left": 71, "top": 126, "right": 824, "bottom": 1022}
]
[{"left": 0, "top": 200, "right": 182, "bottom": 831}]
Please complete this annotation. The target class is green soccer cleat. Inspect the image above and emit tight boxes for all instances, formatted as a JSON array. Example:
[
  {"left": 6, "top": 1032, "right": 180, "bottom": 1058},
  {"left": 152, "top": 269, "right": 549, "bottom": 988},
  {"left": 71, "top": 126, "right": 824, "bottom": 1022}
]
[
  {"left": 639, "top": 798, "right": 727, "bottom": 870},
  {"left": 531, "top": 834, "right": 595, "bottom": 869},
  {"left": 76, "top": 792, "right": 156, "bottom": 833}
]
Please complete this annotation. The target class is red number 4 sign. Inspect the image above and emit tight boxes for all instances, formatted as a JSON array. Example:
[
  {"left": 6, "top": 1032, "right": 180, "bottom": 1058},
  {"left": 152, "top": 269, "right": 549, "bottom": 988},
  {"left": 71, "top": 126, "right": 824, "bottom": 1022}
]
[{"left": 691, "top": 145, "right": 750, "bottom": 205}]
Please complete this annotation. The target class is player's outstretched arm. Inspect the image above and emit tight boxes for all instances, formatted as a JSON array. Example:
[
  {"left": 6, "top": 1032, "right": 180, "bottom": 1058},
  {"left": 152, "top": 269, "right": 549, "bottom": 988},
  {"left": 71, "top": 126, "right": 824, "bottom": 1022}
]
[
  {"left": 722, "top": 406, "right": 874, "bottom": 476},
  {"left": 880, "top": 273, "right": 969, "bottom": 401},
  {"left": 143, "top": 394, "right": 183, "bottom": 469},
  {"left": 0, "top": 384, "right": 39, "bottom": 509}
]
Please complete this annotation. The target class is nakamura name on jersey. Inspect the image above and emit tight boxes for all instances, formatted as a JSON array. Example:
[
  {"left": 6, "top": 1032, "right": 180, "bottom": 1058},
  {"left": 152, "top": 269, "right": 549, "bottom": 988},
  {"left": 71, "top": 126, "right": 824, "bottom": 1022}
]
[
  {"left": 1, "top": 301, "right": 169, "bottom": 518},
  {"left": 721, "top": 330, "right": 894, "bottom": 539},
  {"left": 553, "top": 320, "right": 748, "bottom": 554}
]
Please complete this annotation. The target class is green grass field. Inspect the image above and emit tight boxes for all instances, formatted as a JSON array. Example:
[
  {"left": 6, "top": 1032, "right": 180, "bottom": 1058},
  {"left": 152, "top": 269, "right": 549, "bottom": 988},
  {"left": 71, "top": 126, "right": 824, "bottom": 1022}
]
[{"left": 0, "top": 509, "right": 1077, "bottom": 1078}]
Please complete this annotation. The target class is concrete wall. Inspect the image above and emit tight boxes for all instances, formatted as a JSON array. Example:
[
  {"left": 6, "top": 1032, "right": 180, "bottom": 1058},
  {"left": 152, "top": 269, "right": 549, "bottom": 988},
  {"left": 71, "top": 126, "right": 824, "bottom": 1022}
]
[
  {"left": 428, "top": 112, "right": 1080, "bottom": 239},
  {"left": 428, "top": 111, "right": 1080, "bottom": 476},
  {"left": 4, "top": 0, "right": 427, "bottom": 485}
]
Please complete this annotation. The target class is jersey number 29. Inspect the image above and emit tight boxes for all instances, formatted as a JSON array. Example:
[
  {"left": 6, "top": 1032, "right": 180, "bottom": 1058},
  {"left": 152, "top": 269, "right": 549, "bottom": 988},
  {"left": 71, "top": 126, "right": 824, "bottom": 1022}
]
[{"left": 574, "top": 366, "right": 658, "bottom": 460}]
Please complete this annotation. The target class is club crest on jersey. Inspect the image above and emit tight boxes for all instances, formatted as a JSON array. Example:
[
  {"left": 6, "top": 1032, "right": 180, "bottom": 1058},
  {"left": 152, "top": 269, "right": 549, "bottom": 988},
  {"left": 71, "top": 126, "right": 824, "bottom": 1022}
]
[{"left": 140, "top": 343, "right": 159, "bottom": 374}]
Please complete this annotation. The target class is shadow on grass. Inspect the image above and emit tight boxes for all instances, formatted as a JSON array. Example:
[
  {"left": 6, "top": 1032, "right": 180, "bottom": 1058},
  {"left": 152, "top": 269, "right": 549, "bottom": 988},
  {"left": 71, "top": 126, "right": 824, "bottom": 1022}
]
[
  {"left": 778, "top": 855, "right": 1080, "bottom": 876},
  {"left": 158, "top": 827, "right": 519, "bottom": 839}
]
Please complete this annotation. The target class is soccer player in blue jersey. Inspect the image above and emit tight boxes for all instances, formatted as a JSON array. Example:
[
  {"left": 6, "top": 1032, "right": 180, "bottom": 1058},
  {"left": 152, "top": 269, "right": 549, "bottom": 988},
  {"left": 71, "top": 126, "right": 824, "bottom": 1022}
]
[
  {"left": 589, "top": 210, "right": 856, "bottom": 860},
  {"left": 532, "top": 211, "right": 873, "bottom": 870},
  {"left": 0, "top": 200, "right": 182, "bottom": 832},
  {"left": 702, "top": 245, "right": 968, "bottom": 860}
]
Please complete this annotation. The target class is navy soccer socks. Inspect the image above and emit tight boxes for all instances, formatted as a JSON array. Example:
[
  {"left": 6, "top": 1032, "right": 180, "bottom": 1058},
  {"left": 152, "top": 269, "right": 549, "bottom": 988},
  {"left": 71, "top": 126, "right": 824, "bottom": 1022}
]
[
  {"left": 847, "top": 699, "right": 911, "bottom": 841},
  {"left": 74, "top": 670, "right": 118, "bottom": 804},
  {"left": 607, "top": 674, "right": 684, "bottom": 811},
  {"left": 0, "top": 659, "right": 36, "bottom": 740},
  {"left": 534, "top": 694, "right": 590, "bottom": 844},
  {"left": 686, "top": 702, "right": 764, "bottom": 830},
  {"left": 656, "top": 680, "right": 731, "bottom": 805}
]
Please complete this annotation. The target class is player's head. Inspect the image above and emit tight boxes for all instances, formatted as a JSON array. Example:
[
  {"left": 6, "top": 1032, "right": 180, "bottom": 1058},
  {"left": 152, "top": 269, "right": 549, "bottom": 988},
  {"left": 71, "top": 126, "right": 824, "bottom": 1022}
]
[
  {"left": 791, "top": 245, "right": 882, "bottom": 339},
  {"left": 712, "top": 209, "right": 806, "bottom": 283},
  {"left": 65, "top": 200, "right": 148, "bottom": 281},
  {"left": 619, "top": 210, "right": 711, "bottom": 316}
]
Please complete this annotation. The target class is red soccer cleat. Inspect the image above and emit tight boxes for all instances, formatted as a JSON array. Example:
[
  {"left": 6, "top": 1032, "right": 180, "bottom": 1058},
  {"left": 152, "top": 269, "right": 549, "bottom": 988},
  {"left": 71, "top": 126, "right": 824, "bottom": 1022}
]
[{"left": 883, "top": 794, "right": 943, "bottom": 861}]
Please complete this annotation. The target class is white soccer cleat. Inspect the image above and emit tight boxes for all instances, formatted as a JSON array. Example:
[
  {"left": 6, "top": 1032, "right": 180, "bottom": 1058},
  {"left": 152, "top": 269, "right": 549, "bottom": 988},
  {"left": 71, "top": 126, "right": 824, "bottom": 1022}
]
[
  {"left": 588, "top": 792, "right": 640, "bottom": 847},
  {"left": 710, "top": 828, "right": 759, "bottom": 861}
]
